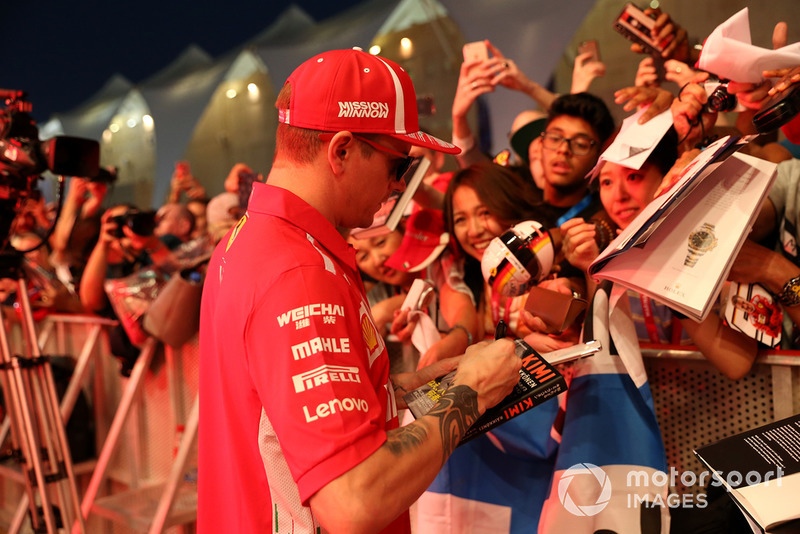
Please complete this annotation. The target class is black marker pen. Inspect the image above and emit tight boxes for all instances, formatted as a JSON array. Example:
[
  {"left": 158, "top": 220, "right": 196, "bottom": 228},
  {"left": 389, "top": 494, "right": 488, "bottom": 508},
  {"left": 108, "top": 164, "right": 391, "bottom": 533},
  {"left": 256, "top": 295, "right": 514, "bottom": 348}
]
[{"left": 495, "top": 319, "right": 507, "bottom": 340}]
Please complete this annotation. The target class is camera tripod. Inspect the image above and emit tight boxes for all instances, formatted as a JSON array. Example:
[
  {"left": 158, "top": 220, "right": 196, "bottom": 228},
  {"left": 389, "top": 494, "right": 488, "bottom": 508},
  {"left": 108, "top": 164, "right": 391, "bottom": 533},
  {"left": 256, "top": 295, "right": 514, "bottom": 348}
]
[{"left": 0, "top": 252, "right": 85, "bottom": 533}]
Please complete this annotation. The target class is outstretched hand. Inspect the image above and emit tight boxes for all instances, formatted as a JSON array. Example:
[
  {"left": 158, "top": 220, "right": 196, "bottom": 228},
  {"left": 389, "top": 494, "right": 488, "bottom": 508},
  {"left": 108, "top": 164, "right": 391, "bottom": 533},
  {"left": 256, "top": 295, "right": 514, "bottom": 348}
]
[
  {"left": 572, "top": 51, "right": 606, "bottom": 93},
  {"left": 614, "top": 85, "right": 674, "bottom": 124}
]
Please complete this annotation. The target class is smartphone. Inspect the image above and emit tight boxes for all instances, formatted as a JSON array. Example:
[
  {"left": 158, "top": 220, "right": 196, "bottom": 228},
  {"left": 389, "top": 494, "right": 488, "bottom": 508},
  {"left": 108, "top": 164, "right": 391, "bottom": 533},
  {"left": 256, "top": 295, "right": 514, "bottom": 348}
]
[
  {"left": 753, "top": 85, "right": 800, "bottom": 134},
  {"left": 541, "top": 340, "right": 602, "bottom": 366},
  {"left": 462, "top": 41, "right": 489, "bottom": 63},
  {"left": 401, "top": 279, "right": 436, "bottom": 312},
  {"left": 613, "top": 3, "right": 667, "bottom": 56},
  {"left": 578, "top": 40, "right": 600, "bottom": 62}
]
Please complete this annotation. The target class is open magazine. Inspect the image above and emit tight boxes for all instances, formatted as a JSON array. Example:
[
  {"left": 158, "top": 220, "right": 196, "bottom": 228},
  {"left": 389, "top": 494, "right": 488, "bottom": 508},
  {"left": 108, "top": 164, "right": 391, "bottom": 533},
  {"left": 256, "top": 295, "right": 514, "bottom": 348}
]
[
  {"left": 588, "top": 136, "right": 778, "bottom": 322},
  {"left": 694, "top": 414, "right": 800, "bottom": 533}
]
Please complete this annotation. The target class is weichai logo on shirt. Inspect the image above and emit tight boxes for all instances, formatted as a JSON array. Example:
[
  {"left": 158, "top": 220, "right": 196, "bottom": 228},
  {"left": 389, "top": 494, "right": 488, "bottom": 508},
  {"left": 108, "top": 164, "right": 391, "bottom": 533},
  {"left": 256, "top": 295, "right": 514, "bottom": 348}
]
[
  {"left": 337, "top": 101, "right": 389, "bottom": 118},
  {"left": 303, "top": 397, "right": 369, "bottom": 422},
  {"left": 290, "top": 337, "right": 350, "bottom": 360},
  {"left": 292, "top": 364, "right": 361, "bottom": 392},
  {"left": 277, "top": 303, "right": 345, "bottom": 330}
]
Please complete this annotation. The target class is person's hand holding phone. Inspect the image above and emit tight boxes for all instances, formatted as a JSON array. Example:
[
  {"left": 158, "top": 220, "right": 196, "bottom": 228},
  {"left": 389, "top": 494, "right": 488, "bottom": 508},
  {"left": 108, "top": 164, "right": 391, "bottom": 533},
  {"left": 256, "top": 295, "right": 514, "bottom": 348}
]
[
  {"left": 629, "top": 7, "right": 689, "bottom": 61},
  {"left": 485, "top": 41, "right": 527, "bottom": 93},
  {"left": 453, "top": 50, "right": 497, "bottom": 121},
  {"left": 572, "top": 43, "right": 606, "bottom": 93}
]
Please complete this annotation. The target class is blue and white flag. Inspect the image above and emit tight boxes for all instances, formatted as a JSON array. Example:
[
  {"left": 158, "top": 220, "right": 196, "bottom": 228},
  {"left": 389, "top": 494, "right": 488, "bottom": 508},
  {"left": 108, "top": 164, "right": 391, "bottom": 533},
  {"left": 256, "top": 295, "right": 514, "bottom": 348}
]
[
  {"left": 414, "top": 397, "right": 561, "bottom": 533},
  {"left": 538, "top": 281, "right": 670, "bottom": 533}
]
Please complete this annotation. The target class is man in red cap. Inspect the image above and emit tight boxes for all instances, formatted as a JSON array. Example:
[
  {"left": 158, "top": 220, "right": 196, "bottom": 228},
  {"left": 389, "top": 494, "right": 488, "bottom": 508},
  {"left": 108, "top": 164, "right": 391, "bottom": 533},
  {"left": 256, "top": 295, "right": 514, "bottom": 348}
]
[{"left": 198, "top": 48, "right": 522, "bottom": 534}]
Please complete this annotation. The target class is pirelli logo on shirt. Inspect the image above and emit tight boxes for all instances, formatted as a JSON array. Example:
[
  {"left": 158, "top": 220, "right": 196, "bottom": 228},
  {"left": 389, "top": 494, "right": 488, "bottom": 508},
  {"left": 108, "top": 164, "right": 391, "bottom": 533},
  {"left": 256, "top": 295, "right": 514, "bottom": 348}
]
[
  {"left": 290, "top": 337, "right": 350, "bottom": 360},
  {"left": 292, "top": 364, "right": 361, "bottom": 393},
  {"left": 277, "top": 303, "right": 345, "bottom": 330}
]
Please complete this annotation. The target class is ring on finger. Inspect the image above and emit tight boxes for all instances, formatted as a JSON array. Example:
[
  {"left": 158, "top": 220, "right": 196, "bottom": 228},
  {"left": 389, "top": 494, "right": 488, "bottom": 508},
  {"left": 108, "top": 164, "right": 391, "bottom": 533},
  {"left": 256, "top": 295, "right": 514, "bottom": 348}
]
[{"left": 471, "top": 81, "right": 477, "bottom": 90}]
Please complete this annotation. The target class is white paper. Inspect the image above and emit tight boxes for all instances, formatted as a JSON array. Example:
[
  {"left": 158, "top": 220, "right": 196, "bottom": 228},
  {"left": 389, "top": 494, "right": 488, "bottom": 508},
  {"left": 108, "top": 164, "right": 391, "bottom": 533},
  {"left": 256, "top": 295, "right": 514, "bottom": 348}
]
[
  {"left": 698, "top": 7, "right": 800, "bottom": 83},
  {"left": 589, "top": 107, "right": 673, "bottom": 179},
  {"left": 736, "top": 472, "right": 800, "bottom": 530},
  {"left": 409, "top": 311, "right": 441, "bottom": 355}
]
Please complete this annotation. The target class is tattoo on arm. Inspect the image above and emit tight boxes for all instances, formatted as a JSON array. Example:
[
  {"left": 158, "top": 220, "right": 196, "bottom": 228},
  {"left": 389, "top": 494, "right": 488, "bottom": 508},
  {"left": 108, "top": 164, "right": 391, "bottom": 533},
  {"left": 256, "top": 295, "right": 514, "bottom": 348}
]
[
  {"left": 385, "top": 424, "right": 428, "bottom": 457},
  {"left": 383, "top": 385, "right": 479, "bottom": 465},
  {"left": 427, "top": 385, "right": 479, "bottom": 464}
]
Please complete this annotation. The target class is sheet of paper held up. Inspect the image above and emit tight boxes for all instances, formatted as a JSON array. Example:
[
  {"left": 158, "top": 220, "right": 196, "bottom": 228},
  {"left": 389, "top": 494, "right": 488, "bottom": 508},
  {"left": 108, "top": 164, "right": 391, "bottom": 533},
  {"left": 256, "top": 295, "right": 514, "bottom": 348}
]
[
  {"left": 698, "top": 7, "right": 800, "bottom": 84},
  {"left": 589, "top": 107, "right": 672, "bottom": 179}
]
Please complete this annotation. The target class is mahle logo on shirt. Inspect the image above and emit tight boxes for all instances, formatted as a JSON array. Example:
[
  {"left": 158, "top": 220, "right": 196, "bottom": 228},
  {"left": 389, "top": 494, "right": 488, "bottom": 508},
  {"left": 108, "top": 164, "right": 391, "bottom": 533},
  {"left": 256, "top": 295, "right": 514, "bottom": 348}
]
[
  {"left": 290, "top": 337, "right": 350, "bottom": 360},
  {"left": 292, "top": 364, "right": 361, "bottom": 392},
  {"left": 338, "top": 101, "right": 389, "bottom": 118},
  {"left": 277, "top": 303, "right": 345, "bottom": 330}
]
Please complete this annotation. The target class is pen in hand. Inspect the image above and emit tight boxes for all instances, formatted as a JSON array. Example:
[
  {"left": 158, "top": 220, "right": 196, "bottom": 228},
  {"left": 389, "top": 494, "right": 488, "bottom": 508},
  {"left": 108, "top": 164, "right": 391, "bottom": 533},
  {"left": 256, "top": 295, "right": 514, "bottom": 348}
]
[{"left": 495, "top": 319, "right": 507, "bottom": 340}]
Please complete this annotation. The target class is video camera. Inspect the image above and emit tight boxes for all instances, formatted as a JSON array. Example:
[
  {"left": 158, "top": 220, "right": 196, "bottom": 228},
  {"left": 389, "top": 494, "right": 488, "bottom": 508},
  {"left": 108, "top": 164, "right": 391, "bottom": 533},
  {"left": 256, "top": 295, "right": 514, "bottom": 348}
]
[
  {"left": 0, "top": 90, "right": 101, "bottom": 185},
  {"left": 0, "top": 90, "right": 102, "bottom": 265}
]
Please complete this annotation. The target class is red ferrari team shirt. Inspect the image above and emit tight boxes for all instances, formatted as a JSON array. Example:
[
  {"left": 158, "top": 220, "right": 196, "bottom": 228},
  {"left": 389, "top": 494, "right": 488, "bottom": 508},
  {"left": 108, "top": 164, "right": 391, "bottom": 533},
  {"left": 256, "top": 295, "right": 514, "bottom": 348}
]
[{"left": 198, "top": 183, "right": 408, "bottom": 533}]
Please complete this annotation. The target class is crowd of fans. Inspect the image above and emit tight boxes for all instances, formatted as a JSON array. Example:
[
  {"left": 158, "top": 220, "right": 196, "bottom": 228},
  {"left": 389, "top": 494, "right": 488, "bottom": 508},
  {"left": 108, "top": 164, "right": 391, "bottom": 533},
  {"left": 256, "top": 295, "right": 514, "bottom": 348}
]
[
  {"left": 343, "top": 8, "right": 799, "bottom": 533},
  {"left": 2, "top": 5, "right": 800, "bottom": 533},
  {"left": 2, "top": 159, "right": 259, "bottom": 374}
]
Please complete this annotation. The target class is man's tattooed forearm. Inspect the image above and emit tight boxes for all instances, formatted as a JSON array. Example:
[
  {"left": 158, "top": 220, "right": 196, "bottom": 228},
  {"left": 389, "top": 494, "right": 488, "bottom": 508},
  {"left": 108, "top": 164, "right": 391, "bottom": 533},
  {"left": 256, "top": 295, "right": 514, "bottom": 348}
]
[
  {"left": 386, "top": 424, "right": 428, "bottom": 456},
  {"left": 426, "top": 385, "right": 479, "bottom": 463},
  {"left": 384, "top": 385, "right": 479, "bottom": 463}
]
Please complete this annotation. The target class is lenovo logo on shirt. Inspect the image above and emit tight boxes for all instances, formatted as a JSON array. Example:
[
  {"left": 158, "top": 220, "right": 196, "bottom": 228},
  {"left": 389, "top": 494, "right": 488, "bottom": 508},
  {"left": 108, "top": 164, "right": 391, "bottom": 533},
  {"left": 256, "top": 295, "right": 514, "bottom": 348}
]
[
  {"left": 303, "top": 397, "right": 369, "bottom": 422},
  {"left": 291, "top": 337, "right": 350, "bottom": 360},
  {"left": 292, "top": 364, "right": 361, "bottom": 393},
  {"left": 338, "top": 101, "right": 389, "bottom": 119}
]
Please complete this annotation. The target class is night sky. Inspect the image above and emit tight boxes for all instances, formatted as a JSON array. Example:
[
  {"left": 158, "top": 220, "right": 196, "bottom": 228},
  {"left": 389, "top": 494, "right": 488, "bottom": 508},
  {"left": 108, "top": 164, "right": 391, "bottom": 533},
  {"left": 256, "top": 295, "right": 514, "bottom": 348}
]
[{"left": 3, "top": 0, "right": 364, "bottom": 124}]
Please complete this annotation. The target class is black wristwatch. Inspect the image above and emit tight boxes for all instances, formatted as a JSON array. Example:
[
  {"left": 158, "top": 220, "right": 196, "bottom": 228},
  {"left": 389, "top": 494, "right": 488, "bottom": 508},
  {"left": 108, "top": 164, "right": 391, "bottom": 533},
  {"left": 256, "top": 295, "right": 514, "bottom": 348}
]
[{"left": 777, "top": 275, "right": 800, "bottom": 307}]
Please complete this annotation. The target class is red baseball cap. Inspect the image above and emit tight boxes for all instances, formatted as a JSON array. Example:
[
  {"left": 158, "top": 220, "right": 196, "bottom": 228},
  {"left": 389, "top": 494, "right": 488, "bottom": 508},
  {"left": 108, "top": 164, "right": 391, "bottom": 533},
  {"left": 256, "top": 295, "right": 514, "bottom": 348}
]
[
  {"left": 385, "top": 208, "right": 450, "bottom": 273},
  {"left": 278, "top": 48, "right": 460, "bottom": 155}
]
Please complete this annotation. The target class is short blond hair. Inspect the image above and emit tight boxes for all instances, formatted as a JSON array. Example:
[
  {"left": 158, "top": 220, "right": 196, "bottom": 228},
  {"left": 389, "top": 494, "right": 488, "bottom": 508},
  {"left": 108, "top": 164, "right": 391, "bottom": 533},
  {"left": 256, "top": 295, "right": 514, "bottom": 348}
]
[{"left": 275, "top": 83, "right": 324, "bottom": 164}]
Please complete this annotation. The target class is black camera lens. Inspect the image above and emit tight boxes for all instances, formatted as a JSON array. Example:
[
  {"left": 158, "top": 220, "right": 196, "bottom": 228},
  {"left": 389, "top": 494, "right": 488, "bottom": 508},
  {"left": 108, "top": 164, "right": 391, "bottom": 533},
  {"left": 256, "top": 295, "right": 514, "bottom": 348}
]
[
  {"left": 127, "top": 211, "right": 157, "bottom": 236},
  {"left": 705, "top": 86, "right": 737, "bottom": 113},
  {"left": 111, "top": 210, "right": 156, "bottom": 238}
]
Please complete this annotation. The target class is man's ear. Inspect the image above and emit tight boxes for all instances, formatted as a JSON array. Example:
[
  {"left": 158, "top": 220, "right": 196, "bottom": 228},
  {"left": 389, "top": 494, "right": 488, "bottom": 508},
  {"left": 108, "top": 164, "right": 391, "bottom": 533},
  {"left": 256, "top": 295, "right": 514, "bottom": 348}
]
[{"left": 327, "top": 131, "right": 356, "bottom": 177}]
